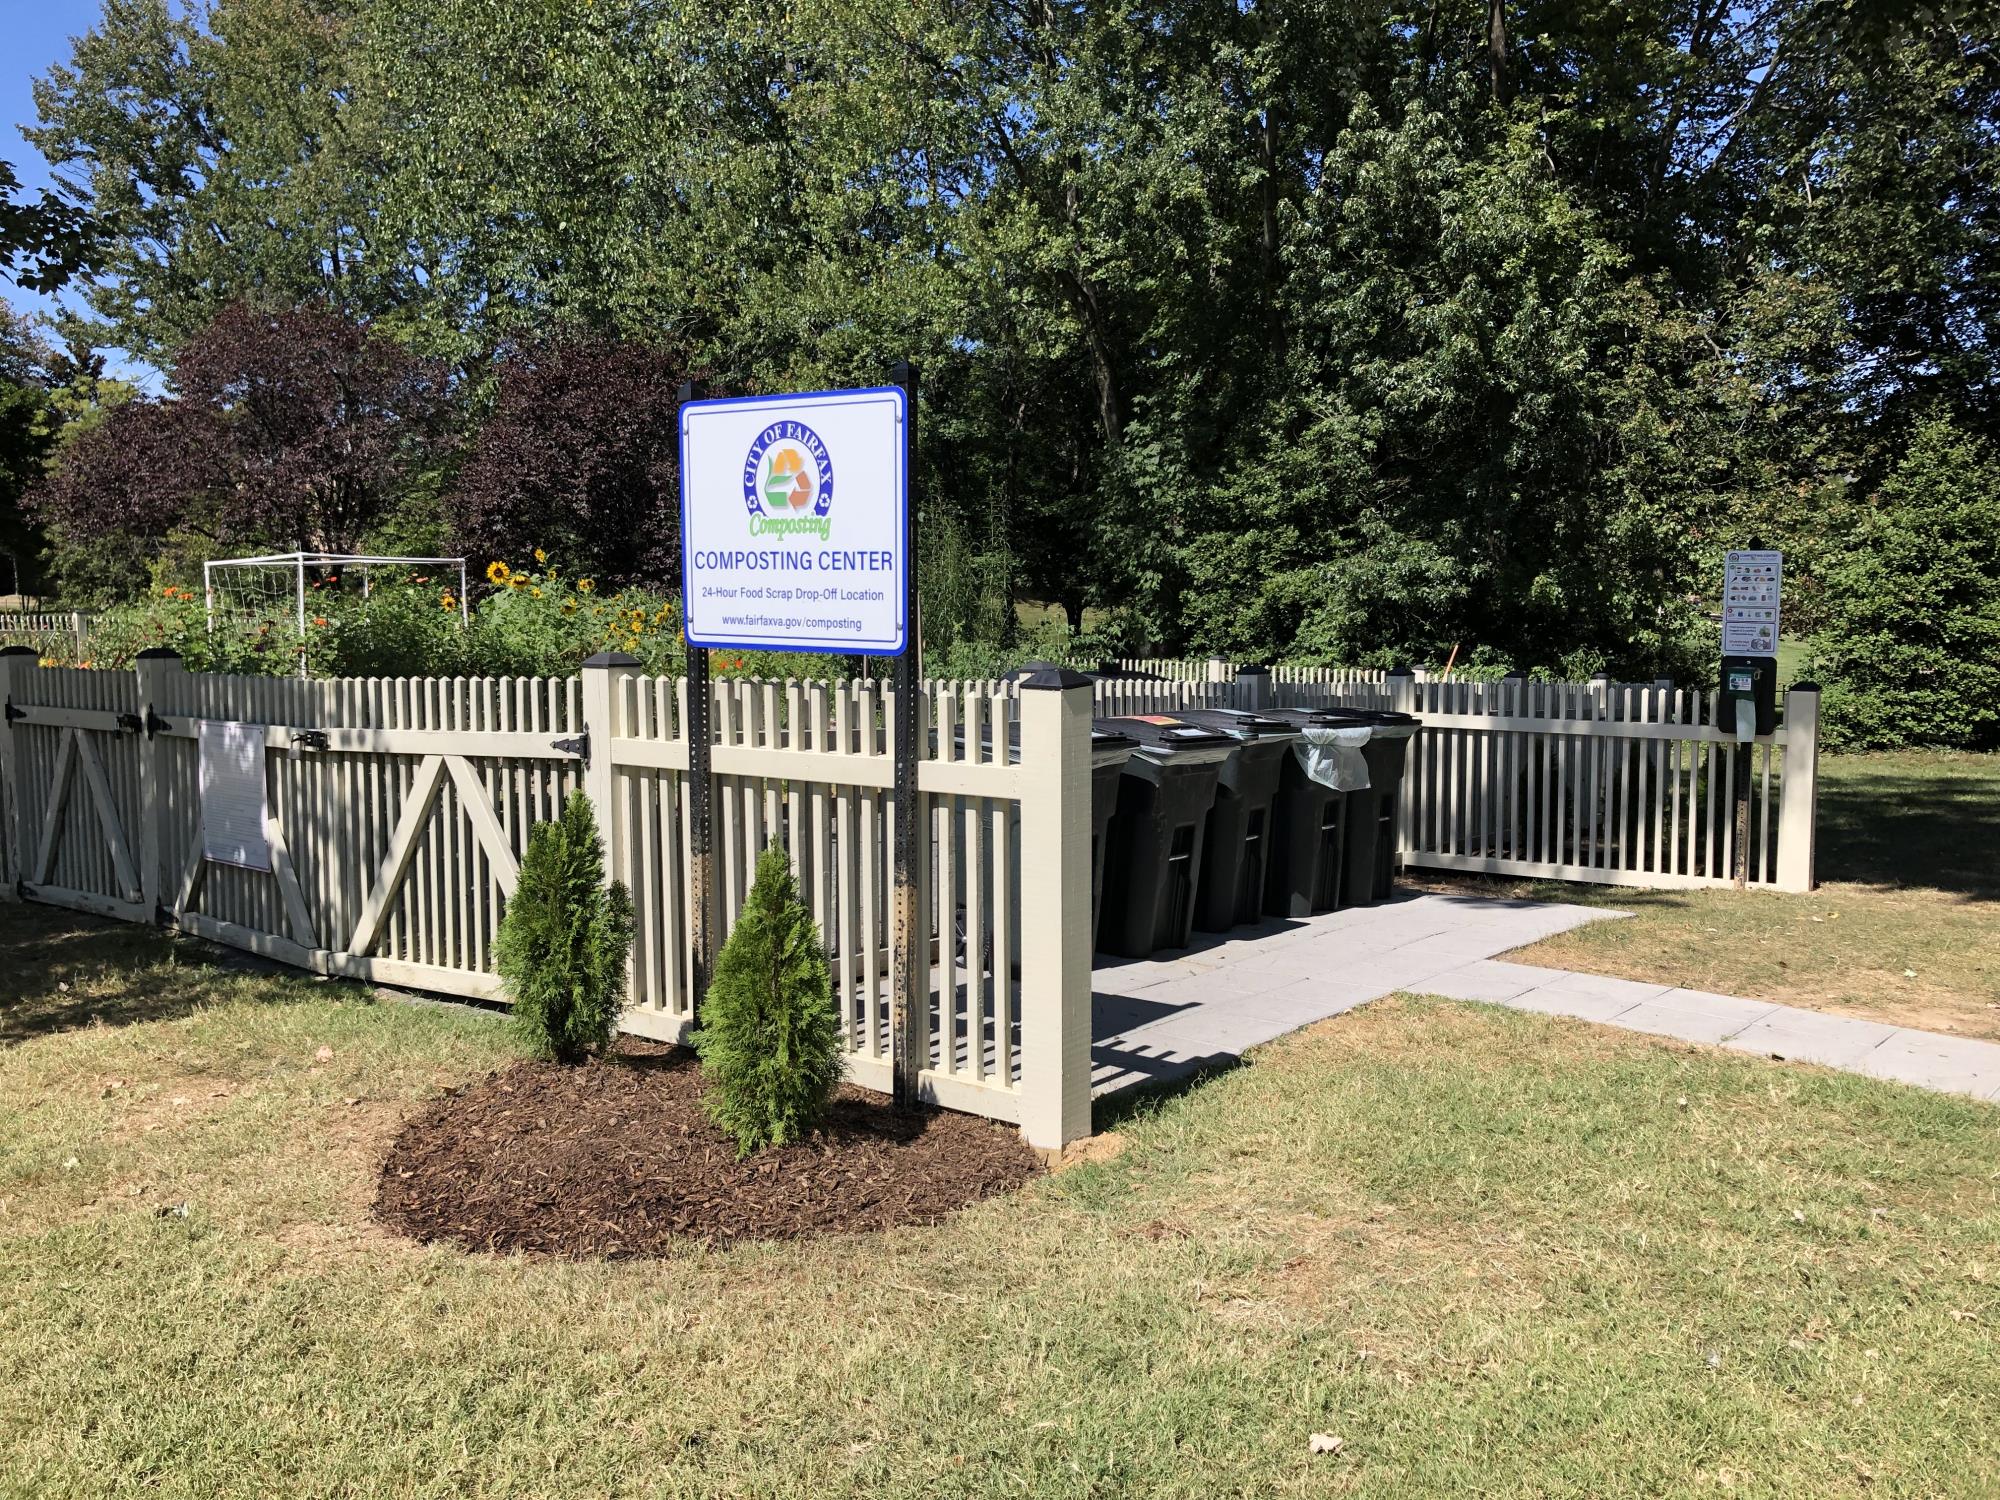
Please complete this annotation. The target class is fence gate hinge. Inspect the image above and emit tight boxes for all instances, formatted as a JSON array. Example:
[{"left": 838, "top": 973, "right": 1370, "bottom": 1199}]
[
  {"left": 146, "top": 708, "right": 172, "bottom": 739},
  {"left": 551, "top": 728, "right": 590, "bottom": 767},
  {"left": 3, "top": 699, "right": 21, "bottom": 723}
]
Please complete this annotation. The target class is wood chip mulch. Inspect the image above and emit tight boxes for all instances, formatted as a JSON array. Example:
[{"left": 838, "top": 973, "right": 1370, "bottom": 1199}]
[{"left": 372, "top": 1042, "right": 1043, "bottom": 1256}]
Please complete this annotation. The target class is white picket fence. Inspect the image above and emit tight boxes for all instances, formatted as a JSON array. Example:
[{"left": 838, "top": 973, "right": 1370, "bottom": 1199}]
[
  {"left": 0, "top": 611, "right": 93, "bottom": 657},
  {"left": 1371, "top": 675, "right": 1818, "bottom": 892},
  {"left": 0, "top": 649, "right": 1818, "bottom": 1148},
  {"left": 0, "top": 650, "right": 1096, "bottom": 1146}
]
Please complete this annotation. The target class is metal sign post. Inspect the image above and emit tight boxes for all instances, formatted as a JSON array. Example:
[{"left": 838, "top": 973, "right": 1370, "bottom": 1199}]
[
  {"left": 888, "top": 361, "right": 922, "bottom": 1109},
  {"left": 1719, "top": 544, "right": 1782, "bottom": 888},
  {"left": 679, "top": 381, "right": 717, "bottom": 1013}
]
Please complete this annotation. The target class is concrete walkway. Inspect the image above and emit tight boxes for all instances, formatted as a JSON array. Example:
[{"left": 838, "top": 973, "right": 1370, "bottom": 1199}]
[
  {"left": 1090, "top": 892, "right": 2000, "bottom": 1105},
  {"left": 1421, "top": 960, "right": 2000, "bottom": 1101}
]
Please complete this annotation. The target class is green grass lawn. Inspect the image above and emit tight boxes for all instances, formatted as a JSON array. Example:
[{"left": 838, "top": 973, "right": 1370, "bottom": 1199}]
[
  {"left": 3, "top": 902, "right": 1998, "bottom": 1497},
  {"left": 1447, "top": 751, "right": 2000, "bottom": 1040}
]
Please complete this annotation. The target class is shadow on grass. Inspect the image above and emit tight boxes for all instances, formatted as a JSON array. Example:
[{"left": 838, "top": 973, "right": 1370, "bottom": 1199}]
[
  {"left": 1818, "top": 765, "right": 2000, "bottom": 900},
  {"left": 0, "top": 901, "right": 268, "bottom": 1048},
  {"left": 1092, "top": 1054, "right": 1245, "bottom": 1134}
]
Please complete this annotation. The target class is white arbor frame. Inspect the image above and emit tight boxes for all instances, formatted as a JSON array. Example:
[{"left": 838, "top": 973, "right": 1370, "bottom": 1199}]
[{"left": 203, "top": 552, "right": 471, "bottom": 647}]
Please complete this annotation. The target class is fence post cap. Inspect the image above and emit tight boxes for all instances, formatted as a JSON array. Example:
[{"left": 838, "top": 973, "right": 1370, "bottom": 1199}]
[
  {"left": 581, "top": 651, "right": 642, "bottom": 669},
  {"left": 1016, "top": 667, "right": 1095, "bottom": 692},
  {"left": 1234, "top": 663, "right": 1271, "bottom": 677},
  {"left": 0, "top": 644, "right": 39, "bottom": 658},
  {"left": 135, "top": 647, "right": 183, "bottom": 661},
  {"left": 1386, "top": 665, "right": 1416, "bottom": 679},
  {"left": 1788, "top": 680, "right": 1821, "bottom": 694}
]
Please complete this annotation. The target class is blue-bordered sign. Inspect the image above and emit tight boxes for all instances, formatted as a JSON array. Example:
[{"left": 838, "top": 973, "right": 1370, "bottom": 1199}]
[{"left": 680, "top": 387, "right": 908, "bottom": 655}]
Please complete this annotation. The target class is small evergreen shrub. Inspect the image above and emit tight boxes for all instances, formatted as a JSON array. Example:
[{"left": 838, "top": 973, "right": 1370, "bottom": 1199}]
[
  {"left": 495, "top": 790, "right": 636, "bottom": 1063},
  {"left": 696, "top": 843, "right": 843, "bottom": 1154}
]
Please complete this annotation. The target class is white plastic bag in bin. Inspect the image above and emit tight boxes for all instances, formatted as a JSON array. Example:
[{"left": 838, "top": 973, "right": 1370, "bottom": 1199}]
[{"left": 1295, "top": 725, "right": 1372, "bottom": 791}]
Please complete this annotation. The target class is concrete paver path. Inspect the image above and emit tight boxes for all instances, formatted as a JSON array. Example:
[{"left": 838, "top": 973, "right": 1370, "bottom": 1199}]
[{"left": 1090, "top": 893, "right": 2000, "bottom": 1105}]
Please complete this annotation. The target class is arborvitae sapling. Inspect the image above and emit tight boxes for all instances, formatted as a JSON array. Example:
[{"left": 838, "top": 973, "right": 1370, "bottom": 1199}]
[
  {"left": 494, "top": 789, "right": 636, "bottom": 1063},
  {"left": 696, "top": 842, "right": 843, "bottom": 1153}
]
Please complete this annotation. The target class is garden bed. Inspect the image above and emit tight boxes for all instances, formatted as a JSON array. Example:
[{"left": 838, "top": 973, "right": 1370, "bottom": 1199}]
[{"left": 373, "top": 1042, "right": 1041, "bottom": 1255}]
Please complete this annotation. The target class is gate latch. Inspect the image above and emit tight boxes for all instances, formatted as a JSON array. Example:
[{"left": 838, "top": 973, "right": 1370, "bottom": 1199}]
[
  {"left": 289, "top": 729, "right": 331, "bottom": 752},
  {"left": 117, "top": 711, "right": 144, "bottom": 734},
  {"left": 551, "top": 729, "right": 590, "bottom": 767}
]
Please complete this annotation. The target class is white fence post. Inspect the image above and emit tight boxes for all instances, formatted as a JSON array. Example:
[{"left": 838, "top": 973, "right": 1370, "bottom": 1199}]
[
  {"left": 0, "top": 646, "right": 33, "bottom": 894},
  {"left": 1775, "top": 684, "right": 1821, "bottom": 893},
  {"left": 132, "top": 648, "right": 185, "bottom": 919},
  {"left": 1015, "top": 666, "right": 1094, "bottom": 1151},
  {"left": 580, "top": 652, "right": 638, "bottom": 886},
  {"left": 1205, "top": 655, "right": 1233, "bottom": 684}
]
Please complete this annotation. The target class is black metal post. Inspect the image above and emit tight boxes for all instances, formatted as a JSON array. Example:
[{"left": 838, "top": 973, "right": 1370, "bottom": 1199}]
[
  {"left": 889, "top": 360, "right": 923, "bottom": 1109},
  {"left": 679, "top": 380, "right": 717, "bottom": 1015}
]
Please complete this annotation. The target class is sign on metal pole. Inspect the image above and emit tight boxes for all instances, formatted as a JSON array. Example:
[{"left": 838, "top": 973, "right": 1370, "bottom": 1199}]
[
  {"left": 680, "top": 387, "right": 910, "bottom": 655},
  {"left": 678, "top": 381, "right": 920, "bottom": 1102},
  {"left": 1721, "top": 549, "right": 1781, "bottom": 658}
]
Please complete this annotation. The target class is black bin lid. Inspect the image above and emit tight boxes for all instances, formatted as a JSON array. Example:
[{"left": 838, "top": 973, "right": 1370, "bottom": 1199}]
[
  {"left": 1161, "top": 708, "right": 1300, "bottom": 739},
  {"left": 1342, "top": 707, "right": 1421, "bottom": 728},
  {"left": 1093, "top": 714, "right": 1236, "bottom": 751},
  {"left": 1238, "top": 705, "right": 1373, "bottom": 728},
  {"left": 1091, "top": 725, "right": 1136, "bottom": 751}
]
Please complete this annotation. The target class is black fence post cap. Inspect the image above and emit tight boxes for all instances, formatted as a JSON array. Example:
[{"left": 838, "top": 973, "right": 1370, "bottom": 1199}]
[
  {"left": 135, "top": 647, "right": 183, "bottom": 661},
  {"left": 1016, "top": 667, "right": 1095, "bottom": 691},
  {"left": 0, "top": 645, "right": 40, "bottom": 658},
  {"left": 582, "top": 651, "right": 642, "bottom": 668}
]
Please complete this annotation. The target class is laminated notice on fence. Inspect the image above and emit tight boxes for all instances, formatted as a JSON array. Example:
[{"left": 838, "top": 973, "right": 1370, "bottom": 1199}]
[
  {"left": 1295, "top": 726, "right": 1372, "bottom": 792},
  {"left": 199, "top": 719, "right": 271, "bottom": 872}
]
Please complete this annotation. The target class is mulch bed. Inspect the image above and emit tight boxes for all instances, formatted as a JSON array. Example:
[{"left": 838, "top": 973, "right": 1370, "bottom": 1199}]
[{"left": 373, "top": 1041, "right": 1043, "bottom": 1256}]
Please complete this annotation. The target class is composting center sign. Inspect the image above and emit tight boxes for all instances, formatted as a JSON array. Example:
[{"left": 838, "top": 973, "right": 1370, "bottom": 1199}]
[{"left": 679, "top": 387, "right": 909, "bottom": 655}]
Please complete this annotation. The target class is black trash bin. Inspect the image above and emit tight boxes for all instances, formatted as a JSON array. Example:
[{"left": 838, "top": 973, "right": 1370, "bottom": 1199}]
[
  {"left": 1340, "top": 708, "right": 1421, "bottom": 905},
  {"left": 1215, "top": 706, "right": 1378, "bottom": 918},
  {"left": 1158, "top": 708, "right": 1302, "bottom": 933},
  {"left": 939, "top": 713, "right": 1135, "bottom": 963},
  {"left": 1088, "top": 725, "right": 1136, "bottom": 947},
  {"left": 1094, "top": 715, "right": 1237, "bottom": 958}
]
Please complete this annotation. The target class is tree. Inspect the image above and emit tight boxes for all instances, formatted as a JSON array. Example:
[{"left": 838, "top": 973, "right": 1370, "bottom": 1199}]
[
  {"left": 494, "top": 790, "right": 637, "bottom": 1064},
  {"left": 0, "top": 308, "right": 60, "bottom": 597},
  {"left": 0, "top": 160, "right": 100, "bottom": 294},
  {"left": 30, "top": 302, "right": 450, "bottom": 584},
  {"left": 1807, "top": 418, "right": 2000, "bottom": 750},
  {"left": 448, "top": 336, "right": 700, "bottom": 588},
  {"left": 696, "top": 843, "right": 843, "bottom": 1155},
  {"left": 26, "top": 0, "right": 466, "bottom": 365}
]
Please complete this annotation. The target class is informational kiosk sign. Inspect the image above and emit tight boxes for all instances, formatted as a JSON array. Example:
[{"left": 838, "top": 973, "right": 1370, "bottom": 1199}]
[
  {"left": 679, "top": 386, "right": 909, "bottom": 655},
  {"left": 1721, "top": 549, "right": 1782, "bottom": 658}
]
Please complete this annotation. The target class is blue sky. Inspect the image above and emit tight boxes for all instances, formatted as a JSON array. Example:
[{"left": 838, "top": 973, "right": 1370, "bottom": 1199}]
[{"left": 4, "top": 0, "right": 147, "bottom": 372}]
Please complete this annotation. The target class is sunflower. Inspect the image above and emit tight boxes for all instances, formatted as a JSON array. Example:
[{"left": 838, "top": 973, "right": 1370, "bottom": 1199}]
[
  {"left": 578, "top": 578, "right": 594, "bottom": 593},
  {"left": 534, "top": 548, "right": 547, "bottom": 564},
  {"left": 486, "top": 560, "right": 513, "bottom": 585}
]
